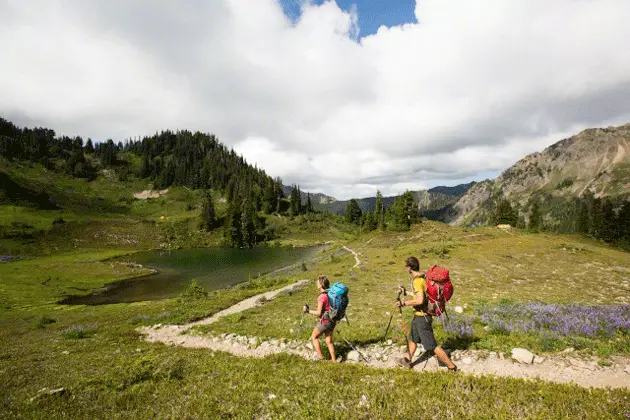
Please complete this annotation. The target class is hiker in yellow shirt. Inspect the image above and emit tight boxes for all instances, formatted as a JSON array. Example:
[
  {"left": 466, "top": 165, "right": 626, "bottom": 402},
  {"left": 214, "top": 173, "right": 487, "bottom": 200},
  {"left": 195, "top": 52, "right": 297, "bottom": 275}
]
[{"left": 395, "top": 256, "right": 458, "bottom": 371}]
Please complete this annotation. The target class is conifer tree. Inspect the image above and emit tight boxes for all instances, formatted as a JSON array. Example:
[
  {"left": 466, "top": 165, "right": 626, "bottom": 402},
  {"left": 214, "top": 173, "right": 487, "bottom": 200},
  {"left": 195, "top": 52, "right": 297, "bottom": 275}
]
[
  {"left": 528, "top": 199, "right": 542, "bottom": 232},
  {"left": 345, "top": 199, "right": 362, "bottom": 225},
  {"left": 224, "top": 201, "right": 243, "bottom": 248},
  {"left": 199, "top": 192, "right": 217, "bottom": 231},
  {"left": 362, "top": 211, "right": 377, "bottom": 231},
  {"left": 85, "top": 138, "right": 95, "bottom": 154},
  {"left": 241, "top": 196, "right": 256, "bottom": 248},
  {"left": 375, "top": 190, "right": 385, "bottom": 230},
  {"left": 492, "top": 199, "right": 518, "bottom": 226}
]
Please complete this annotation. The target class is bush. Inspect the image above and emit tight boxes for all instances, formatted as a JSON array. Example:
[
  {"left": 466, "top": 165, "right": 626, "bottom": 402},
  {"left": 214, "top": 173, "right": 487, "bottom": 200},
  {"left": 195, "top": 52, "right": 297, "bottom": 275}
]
[{"left": 179, "top": 279, "right": 208, "bottom": 302}]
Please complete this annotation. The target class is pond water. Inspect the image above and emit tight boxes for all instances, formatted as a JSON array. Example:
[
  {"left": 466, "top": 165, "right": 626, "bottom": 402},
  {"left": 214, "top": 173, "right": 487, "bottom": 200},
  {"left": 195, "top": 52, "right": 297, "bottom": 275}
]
[{"left": 60, "top": 246, "right": 321, "bottom": 305}]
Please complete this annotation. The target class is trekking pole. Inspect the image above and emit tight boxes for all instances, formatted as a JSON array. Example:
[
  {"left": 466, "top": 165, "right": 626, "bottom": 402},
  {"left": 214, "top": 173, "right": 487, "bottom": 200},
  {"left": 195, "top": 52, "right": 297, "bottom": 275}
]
[
  {"left": 382, "top": 289, "right": 401, "bottom": 341},
  {"left": 382, "top": 313, "right": 394, "bottom": 342},
  {"left": 397, "top": 286, "right": 411, "bottom": 356},
  {"left": 296, "top": 305, "right": 308, "bottom": 340},
  {"left": 336, "top": 331, "right": 369, "bottom": 364}
]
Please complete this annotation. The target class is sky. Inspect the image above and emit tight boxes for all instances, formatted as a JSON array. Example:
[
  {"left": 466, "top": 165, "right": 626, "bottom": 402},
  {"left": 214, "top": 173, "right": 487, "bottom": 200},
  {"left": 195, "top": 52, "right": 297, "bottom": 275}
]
[{"left": 2, "top": 0, "right": 630, "bottom": 200}]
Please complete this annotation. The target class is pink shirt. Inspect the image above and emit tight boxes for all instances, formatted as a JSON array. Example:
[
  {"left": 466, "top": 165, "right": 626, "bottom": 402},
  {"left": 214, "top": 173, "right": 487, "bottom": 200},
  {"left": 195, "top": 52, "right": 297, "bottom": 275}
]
[{"left": 318, "top": 293, "right": 331, "bottom": 323}]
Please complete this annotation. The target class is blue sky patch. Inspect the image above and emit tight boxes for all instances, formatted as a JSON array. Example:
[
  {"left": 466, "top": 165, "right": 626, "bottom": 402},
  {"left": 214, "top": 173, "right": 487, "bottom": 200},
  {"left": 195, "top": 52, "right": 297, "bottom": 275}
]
[{"left": 279, "top": 0, "right": 417, "bottom": 37}]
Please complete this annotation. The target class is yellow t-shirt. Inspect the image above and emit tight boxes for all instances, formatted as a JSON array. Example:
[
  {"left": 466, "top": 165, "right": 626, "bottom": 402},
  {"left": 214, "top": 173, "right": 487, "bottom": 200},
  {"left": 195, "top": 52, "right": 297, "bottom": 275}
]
[{"left": 412, "top": 276, "right": 428, "bottom": 316}]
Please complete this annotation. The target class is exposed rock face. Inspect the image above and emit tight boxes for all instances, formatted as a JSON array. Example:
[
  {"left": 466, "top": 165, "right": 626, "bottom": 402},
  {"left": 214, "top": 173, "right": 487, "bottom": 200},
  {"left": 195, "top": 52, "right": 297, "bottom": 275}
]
[{"left": 451, "top": 124, "right": 630, "bottom": 225}]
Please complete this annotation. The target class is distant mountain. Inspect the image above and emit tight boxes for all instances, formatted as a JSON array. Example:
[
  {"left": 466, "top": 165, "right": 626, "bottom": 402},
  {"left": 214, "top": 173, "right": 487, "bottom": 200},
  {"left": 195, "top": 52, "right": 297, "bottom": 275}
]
[
  {"left": 280, "top": 186, "right": 337, "bottom": 206},
  {"left": 310, "top": 182, "right": 476, "bottom": 221},
  {"left": 450, "top": 123, "right": 630, "bottom": 226}
]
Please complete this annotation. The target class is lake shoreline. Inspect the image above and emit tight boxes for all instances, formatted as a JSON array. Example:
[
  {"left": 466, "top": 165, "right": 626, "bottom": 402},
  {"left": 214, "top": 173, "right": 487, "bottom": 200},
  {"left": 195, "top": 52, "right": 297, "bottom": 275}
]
[{"left": 58, "top": 244, "right": 328, "bottom": 306}]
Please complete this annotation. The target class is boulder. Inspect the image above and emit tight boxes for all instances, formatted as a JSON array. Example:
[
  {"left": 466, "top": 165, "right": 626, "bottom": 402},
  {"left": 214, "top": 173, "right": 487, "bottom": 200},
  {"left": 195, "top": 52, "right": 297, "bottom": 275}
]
[
  {"left": 560, "top": 347, "right": 575, "bottom": 354},
  {"left": 454, "top": 306, "right": 464, "bottom": 313},
  {"left": 347, "top": 350, "right": 361, "bottom": 362},
  {"left": 462, "top": 357, "right": 473, "bottom": 365},
  {"left": 533, "top": 356, "right": 545, "bottom": 364},
  {"left": 511, "top": 348, "right": 535, "bottom": 364}
]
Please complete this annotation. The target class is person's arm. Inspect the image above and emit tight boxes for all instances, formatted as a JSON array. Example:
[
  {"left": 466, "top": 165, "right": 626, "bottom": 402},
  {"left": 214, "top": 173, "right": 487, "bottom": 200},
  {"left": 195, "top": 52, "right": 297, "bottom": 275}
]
[
  {"left": 308, "top": 297, "right": 325, "bottom": 317},
  {"left": 401, "top": 290, "right": 424, "bottom": 307},
  {"left": 396, "top": 282, "right": 425, "bottom": 307}
]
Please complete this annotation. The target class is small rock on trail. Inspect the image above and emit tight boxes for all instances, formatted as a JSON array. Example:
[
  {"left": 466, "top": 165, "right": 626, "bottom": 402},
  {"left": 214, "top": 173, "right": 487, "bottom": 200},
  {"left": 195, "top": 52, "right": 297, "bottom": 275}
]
[{"left": 511, "top": 348, "right": 535, "bottom": 364}]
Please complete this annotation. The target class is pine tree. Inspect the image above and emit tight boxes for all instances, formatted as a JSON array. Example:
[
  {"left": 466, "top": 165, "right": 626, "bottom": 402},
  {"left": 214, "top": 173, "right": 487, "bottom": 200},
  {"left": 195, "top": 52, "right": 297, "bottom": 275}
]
[
  {"left": 290, "top": 185, "right": 301, "bottom": 217},
  {"left": 600, "top": 199, "right": 617, "bottom": 242},
  {"left": 241, "top": 195, "right": 257, "bottom": 249},
  {"left": 492, "top": 199, "right": 518, "bottom": 226},
  {"left": 387, "top": 195, "right": 411, "bottom": 231},
  {"left": 224, "top": 201, "right": 243, "bottom": 248},
  {"left": 375, "top": 190, "right": 385, "bottom": 230},
  {"left": 528, "top": 199, "right": 541, "bottom": 232},
  {"left": 577, "top": 198, "right": 590, "bottom": 234},
  {"left": 362, "top": 211, "right": 377, "bottom": 231},
  {"left": 306, "top": 193, "right": 313, "bottom": 213},
  {"left": 402, "top": 191, "right": 418, "bottom": 224},
  {"left": 199, "top": 192, "right": 217, "bottom": 231},
  {"left": 262, "top": 178, "right": 275, "bottom": 214},
  {"left": 617, "top": 200, "right": 630, "bottom": 244},
  {"left": 85, "top": 139, "right": 95, "bottom": 154},
  {"left": 345, "top": 199, "right": 362, "bottom": 225}
]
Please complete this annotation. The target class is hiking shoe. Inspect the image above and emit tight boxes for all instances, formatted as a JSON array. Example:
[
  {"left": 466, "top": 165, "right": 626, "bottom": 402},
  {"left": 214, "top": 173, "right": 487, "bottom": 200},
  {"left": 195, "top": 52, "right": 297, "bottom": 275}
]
[
  {"left": 396, "top": 357, "right": 411, "bottom": 368},
  {"left": 448, "top": 365, "right": 458, "bottom": 373}
]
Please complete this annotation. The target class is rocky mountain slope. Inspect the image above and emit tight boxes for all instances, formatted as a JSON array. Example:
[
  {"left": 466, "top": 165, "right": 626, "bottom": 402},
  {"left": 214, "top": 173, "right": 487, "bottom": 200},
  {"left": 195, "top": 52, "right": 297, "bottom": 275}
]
[{"left": 451, "top": 123, "right": 630, "bottom": 226}]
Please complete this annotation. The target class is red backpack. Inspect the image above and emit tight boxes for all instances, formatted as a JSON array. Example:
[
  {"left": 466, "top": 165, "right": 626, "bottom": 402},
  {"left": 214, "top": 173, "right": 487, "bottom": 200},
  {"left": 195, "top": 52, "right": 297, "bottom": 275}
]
[{"left": 424, "top": 266, "right": 454, "bottom": 317}]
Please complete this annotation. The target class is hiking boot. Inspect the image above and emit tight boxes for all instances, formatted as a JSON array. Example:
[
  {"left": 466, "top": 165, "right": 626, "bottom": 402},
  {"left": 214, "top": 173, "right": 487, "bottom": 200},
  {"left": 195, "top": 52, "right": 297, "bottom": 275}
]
[
  {"left": 448, "top": 365, "right": 458, "bottom": 373},
  {"left": 396, "top": 357, "right": 411, "bottom": 368}
]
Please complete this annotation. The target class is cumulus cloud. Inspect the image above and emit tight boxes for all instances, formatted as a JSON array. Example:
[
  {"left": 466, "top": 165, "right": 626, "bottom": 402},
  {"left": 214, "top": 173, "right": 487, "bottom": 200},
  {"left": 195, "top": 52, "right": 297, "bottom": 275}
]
[{"left": 1, "top": 0, "right": 630, "bottom": 199}]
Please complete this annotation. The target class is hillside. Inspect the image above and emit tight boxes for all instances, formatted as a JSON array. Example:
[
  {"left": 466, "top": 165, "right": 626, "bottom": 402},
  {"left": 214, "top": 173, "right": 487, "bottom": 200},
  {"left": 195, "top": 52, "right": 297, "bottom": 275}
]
[{"left": 451, "top": 123, "right": 630, "bottom": 227}]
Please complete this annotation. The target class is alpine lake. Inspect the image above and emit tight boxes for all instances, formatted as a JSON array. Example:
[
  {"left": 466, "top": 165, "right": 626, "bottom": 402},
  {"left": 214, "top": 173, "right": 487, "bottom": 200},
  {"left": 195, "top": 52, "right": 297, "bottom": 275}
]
[{"left": 60, "top": 245, "right": 322, "bottom": 305}]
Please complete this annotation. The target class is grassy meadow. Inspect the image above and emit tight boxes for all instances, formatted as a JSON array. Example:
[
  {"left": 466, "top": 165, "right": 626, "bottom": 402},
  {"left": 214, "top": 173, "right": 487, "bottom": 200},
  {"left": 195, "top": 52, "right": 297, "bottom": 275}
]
[
  {"left": 2, "top": 218, "right": 630, "bottom": 418},
  {"left": 1, "top": 164, "right": 630, "bottom": 418}
]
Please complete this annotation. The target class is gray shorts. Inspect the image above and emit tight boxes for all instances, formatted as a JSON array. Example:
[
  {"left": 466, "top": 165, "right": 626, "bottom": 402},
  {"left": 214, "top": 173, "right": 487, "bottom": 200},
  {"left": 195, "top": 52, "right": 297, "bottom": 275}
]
[
  {"left": 315, "top": 320, "right": 336, "bottom": 335},
  {"left": 410, "top": 315, "right": 438, "bottom": 352}
]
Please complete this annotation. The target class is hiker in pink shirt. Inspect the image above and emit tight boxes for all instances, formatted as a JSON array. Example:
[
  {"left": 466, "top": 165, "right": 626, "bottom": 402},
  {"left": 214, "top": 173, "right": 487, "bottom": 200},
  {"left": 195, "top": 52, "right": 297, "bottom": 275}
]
[{"left": 303, "top": 275, "right": 337, "bottom": 361}]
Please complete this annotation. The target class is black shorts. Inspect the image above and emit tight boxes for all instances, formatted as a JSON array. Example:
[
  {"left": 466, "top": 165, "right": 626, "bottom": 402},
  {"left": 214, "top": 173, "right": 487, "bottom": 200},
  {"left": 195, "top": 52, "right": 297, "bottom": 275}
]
[{"left": 410, "top": 315, "right": 438, "bottom": 352}]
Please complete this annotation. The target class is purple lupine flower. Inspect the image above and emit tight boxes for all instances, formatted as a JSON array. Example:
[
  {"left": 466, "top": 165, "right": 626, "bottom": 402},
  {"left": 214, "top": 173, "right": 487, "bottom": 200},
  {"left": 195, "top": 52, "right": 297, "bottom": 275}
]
[{"left": 478, "top": 302, "right": 629, "bottom": 338}]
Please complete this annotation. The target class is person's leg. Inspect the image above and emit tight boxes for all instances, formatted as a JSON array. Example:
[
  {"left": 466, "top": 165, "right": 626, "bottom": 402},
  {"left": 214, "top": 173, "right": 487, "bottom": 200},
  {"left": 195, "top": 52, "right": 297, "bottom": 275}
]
[
  {"left": 418, "top": 316, "right": 458, "bottom": 370},
  {"left": 433, "top": 346, "right": 456, "bottom": 369},
  {"left": 311, "top": 328, "right": 324, "bottom": 360},
  {"left": 324, "top": 331, "right": 336, "bottom": 362},
  {"left": 407, "top": 340, "right": 417, "bottom": 362}
]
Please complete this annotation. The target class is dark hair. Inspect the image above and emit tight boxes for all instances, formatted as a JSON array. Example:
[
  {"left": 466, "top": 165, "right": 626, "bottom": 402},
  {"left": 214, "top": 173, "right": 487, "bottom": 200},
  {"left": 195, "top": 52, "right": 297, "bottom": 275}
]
[
  {"left": 405, "top": 256, "right": 420, "bottom": 271},
  {"left": 318, "top": 275, "right": 330, "bottom": 289}
]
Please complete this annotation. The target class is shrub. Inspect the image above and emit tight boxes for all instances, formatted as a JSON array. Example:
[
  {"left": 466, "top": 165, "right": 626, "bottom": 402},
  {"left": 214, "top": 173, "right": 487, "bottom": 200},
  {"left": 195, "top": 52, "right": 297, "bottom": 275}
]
[{"left": 179, "top": 279, "right": 208, "bottom": 302}]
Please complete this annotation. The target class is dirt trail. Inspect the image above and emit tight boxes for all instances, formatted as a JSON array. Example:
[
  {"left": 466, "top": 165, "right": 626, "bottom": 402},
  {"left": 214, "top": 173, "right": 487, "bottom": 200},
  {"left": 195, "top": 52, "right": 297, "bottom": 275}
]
[
  {"left": 343, "top": 246, "right": 361, "bottom": 268},
  {"left": 138, "top": 247, "right": 630, "bottom": 390}
]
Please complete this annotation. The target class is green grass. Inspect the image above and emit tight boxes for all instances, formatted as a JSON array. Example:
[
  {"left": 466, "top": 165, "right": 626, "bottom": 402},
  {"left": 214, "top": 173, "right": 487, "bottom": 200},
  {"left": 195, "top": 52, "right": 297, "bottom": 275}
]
[
  {"left": 200, "top": 222, "right": 630, "bottom": 357},
  {"left": 1, "top": 188, "right": 630, "bottom": 418}
]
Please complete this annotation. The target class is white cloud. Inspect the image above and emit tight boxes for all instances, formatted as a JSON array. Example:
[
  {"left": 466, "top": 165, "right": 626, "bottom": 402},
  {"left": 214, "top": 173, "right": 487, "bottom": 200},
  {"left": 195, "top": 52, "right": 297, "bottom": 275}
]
[{"left": 1, "top": 0, "right": 630, "bottom": 199}]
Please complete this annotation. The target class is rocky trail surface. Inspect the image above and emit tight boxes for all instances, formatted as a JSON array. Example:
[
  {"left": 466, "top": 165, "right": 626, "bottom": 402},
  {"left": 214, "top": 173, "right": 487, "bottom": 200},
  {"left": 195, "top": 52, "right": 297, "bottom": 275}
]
[{"left": 139, "top": 247, "right": 630, "bottom": 390}]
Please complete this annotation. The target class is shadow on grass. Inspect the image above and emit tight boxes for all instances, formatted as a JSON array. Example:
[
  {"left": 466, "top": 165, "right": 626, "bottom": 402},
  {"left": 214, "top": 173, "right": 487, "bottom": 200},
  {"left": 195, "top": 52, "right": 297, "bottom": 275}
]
[{"left": 442, "top": 335, "right": 480, "bottom": 351}]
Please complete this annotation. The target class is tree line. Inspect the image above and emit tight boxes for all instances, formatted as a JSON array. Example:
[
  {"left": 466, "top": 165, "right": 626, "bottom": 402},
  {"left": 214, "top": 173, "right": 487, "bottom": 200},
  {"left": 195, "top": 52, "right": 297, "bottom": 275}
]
[
  {"left": 0, "top": 117, "right": 323, "bottom": 248},
  {"left": 492, "top": 192, "right": 630, "bottom": 249},
  {"left": 344, "top": 190, "right": 421, "bottom": 232}
]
